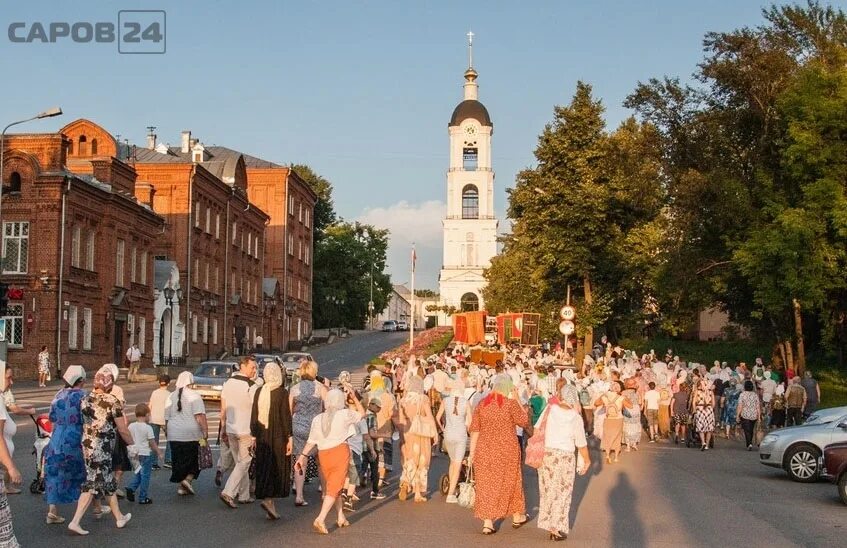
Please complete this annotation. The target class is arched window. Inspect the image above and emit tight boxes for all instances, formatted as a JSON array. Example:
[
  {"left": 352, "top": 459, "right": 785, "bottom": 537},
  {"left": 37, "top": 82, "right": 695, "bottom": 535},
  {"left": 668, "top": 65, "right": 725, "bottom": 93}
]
[
  {"left": 90, "top": 138, "right": 98, "bottom": 155},
  {"left": 8, "top": 172, "right": 22, "bottom": 193},
  {"left": 460, "top": 292, "right": 479, "bottom": 312},
  {"left": 78, "top": 135, "right": 88, "bottom": 156},
  {"left": 462, "top": 185, "right": 479, "bottom": 219}
]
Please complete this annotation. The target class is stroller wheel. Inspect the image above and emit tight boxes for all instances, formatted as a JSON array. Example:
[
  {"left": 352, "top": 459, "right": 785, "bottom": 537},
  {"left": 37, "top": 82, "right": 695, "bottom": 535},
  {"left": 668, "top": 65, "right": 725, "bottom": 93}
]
[
  {"left": 439, "top": 474, "right": 450, "bottom": 495},
  {"left": 29, "top": 479, "right": 40, "bottom": 495}
]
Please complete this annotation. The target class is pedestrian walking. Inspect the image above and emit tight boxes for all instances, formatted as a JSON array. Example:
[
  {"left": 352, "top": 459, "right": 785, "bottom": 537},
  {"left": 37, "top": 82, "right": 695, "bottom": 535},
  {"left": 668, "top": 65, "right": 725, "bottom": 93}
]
[
  {"left": 770, "top": 385, "right": 786, "bottom": 428},
  {"left": 125, "top": 344, "right": 141, "bottom": 383},
  {"left": 622, "top": 381, "right": 642, "bottom": 451},
  {"left": 467, "top": 376, "right": 530, "bottom": 535},
  {"left": 165, "top": 372, "right": 207, "bottom": 496},
  {"left": 435, "top": 380, "right": 471, "bottom": 503},
  {"left": 249, "top": 362, "right": 292, "bottom": 520},
  {"left": 254, "top": 334, "right": 264, "bottom": 352},
  {"left": 0, "top": 360, "right": 22, "bottom": 547},
  {"left": 657, "top": 380, "right": 672, "bottom": 439},
  {"left": 125, "top": 403, "right": 164, "bottom": 504},
  {"left": 643, "top": 382, "right": 661, "bottom": 442},
  {"left": 44, "top": 366, "right": 87, "bottom": 525},
  {"left": 692, "top": 379, "right": 715, "bottom": 451},
  {"left": 295, "top": 387, "right": 364, "bottom": 535},
  {"left": 736, "top": 380, "right": 761, "bottom": 451},
  {"left": 397, "top": 377, "right": 436, "bottom": 502},
  {"left": 219, "top": 355, "right": 259, "bottom": 508},
  {"left": 800, "top": 371, "right": 820, "bottom": 419},
  {"left": 289, "top": 361, "right": 326, "bottom": 507},
  {"left": 67, "top": 369, "right": 134, "bottom": 535},
  {"left": 785, "top": 377, "right": 806, "bottom": 426},
  {"left": 147, "top": 375, "right": 171, "bottom": 469},
  {"left": 722, "top": 379, "right": 741, "bottom": 439},
  {"left": 37, "top": 346, "right": 50, "bottom": 387},
  {"left": 596, "top": 381, "right": 629, "bottom": 463}
]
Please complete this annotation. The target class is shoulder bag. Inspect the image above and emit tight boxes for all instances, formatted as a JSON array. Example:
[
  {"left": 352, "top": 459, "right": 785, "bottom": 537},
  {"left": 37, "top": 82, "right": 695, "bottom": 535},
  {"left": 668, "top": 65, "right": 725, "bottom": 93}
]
[
  {"left": 457, "top": 465, "right": 475, "bottom": 508},
  {"left": 409, "top": 401, "right": 437, "bottom": 439},
  {"left": 525, "top": 404, "right": 551, "bottom": 469},
  {"left": 198, "top": 438, "right": 213, "bottom": 470}
]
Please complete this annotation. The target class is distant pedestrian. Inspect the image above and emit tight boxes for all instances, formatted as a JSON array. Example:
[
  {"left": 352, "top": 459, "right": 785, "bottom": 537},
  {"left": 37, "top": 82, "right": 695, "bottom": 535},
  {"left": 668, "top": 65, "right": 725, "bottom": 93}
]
[
  {"left": 784, "top": 377, "right": 806, "bottom": 426},
  {"left": 125, "top": 344, "right": 141, "bottom": 383},
  {"left": 736, "top": 380, "right": 761, "bottom": 451},
  {"left": 165, "top": 372, "right": 207, "bottom": 496},
  {"left": 125, "top": 403, "right": 164, "bottom": 504},
  {"left": 254, "top": 334, "right": 264, "bottom": 352},
  {"left": 643, "top": 382, "right": 660, "bottom": 442},
  {"left": 147, "top": 375, "right": 171, "bottom": 469},
  {"left": 289, "top": 361, "right": 327, "bottom": 507},
  {"left": 435, "top": 380, "right": 471, "bottom": 503},
  {"left": 219, "top": 356, "right": 259, "bottom": 508},
  {"left": 596, "top": 381, "right": 629, "bottom": 463},
  {"left": 671, "top": 383, "right": 689, "bottom": 445},
  {"left": 800, "top": 371, "right": 820, "bottom": 419},
  {"left": 770, "top": 385, "right": 786, "bottom": 428},
  {"left": 692, "top": 379, "right": 715, "bottom": 451},
  {"left": 37, "top": 345, "right": 50, "bottom": 387}
]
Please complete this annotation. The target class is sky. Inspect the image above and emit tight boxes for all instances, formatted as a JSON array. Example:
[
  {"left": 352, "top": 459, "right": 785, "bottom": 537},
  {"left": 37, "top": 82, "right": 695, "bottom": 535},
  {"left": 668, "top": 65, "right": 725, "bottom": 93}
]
[{"left": 2, "top": 0, "right": 836, "bottom": 289}]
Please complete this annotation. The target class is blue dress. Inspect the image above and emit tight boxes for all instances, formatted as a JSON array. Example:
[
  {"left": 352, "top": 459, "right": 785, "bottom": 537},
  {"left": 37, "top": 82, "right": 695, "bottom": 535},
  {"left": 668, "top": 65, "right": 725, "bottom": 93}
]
[
  {"left": 43, "top": 388, "right": 86, "bottom": 504},
  {"left": 722, "top": 387, "right": 741, "bottom": 427}
]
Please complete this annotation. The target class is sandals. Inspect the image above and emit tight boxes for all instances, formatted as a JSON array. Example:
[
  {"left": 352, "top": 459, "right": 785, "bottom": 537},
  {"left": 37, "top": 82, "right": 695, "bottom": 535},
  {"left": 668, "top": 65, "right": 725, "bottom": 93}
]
[
  {"left": 180, "top": 480, "right": 195, "bottom": 495},
  {"left": 512, "top": 515, "right": 530, "bottom": 529},
  {"left": 337, "top": 519, "right": 350, "bottom": 528},
  {"left": 295, "top": 499, "right": 309, "bottom": 507},
  {"left": 312, "top": 520, "right": 329, "bottom": 535},
  {"left": 482, "top": 526, "right": 497, "bottom": 535},
  {"left": 260, "top": 501, "right": 280, "bottom": 520}
]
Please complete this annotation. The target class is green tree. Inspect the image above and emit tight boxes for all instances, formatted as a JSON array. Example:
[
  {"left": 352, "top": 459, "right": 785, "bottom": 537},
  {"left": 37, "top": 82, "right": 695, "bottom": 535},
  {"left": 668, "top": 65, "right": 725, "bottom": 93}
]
[{"left": 292, "top": 164, "right": 336, "bottom": 239}]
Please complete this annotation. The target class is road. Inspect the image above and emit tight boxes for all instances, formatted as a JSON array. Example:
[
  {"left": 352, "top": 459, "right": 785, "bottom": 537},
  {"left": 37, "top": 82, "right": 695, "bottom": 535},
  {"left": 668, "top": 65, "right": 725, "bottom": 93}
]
[{"left": 5, "top": 330, "right": 845, "bottom": 547}]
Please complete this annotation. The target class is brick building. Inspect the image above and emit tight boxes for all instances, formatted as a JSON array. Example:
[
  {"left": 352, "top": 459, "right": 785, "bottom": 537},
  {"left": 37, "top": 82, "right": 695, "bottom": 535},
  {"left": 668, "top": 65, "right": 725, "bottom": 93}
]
[
  {"left": 0, "top": 119, "right": 164, "bottom": 377},
  {"left": 133, "top": 131, "right": 269, "bottom": 360}
]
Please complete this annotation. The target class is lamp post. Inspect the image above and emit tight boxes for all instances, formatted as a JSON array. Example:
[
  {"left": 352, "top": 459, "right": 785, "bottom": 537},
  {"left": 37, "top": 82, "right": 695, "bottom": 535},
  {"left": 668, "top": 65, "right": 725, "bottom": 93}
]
[
  {"left": 369, "top": 263, "right": 375, "bottom": 330},
  {"left": 283, "top": 298, "right": 296, "bottom": 350},
  {"left": 1, "top": 107, "right": 63, "bottom": 262},
  {"left": 200, "top": 296, "right": 218, "bottom": 360},
  {"left": 325, "top": 295, "right": 345, "bottom": 330},
  {"left": 163, "top": 287, "right": 175, "bottom": 366},
  {"left": 264, "top": 294, "right": 277, "bottom": 351}
]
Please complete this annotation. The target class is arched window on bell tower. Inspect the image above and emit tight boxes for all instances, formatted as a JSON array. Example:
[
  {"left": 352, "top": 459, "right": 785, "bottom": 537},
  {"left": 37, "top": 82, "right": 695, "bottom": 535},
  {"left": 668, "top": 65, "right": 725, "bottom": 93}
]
[{"left": 462, "top": 185, "right": 479, "bottom": 219}]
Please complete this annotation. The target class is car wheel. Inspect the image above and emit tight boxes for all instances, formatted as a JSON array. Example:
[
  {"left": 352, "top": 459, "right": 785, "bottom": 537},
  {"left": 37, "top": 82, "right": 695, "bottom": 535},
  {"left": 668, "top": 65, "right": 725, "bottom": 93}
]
[
  {"left": 784, "top": 444, "right": 821, "bottom": 483},
  {"left": 839, "top": 473, "right": 847, "bottom": 505}
]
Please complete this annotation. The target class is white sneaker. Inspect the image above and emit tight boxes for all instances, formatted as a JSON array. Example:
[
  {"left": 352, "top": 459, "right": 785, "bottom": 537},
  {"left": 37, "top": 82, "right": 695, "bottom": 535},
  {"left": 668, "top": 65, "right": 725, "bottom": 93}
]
[
  {"left": 445, "top": 495, "right": 458, "bottom": 504},
  {"left": 116, "top": 513, "right": 132, "bottom": 529}
]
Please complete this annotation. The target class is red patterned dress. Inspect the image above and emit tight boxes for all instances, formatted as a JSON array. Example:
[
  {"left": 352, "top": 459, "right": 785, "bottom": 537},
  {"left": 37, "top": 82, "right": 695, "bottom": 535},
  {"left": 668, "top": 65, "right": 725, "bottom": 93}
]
[{"left": 469, "top": 395, "right": 529, "bottom": 520}]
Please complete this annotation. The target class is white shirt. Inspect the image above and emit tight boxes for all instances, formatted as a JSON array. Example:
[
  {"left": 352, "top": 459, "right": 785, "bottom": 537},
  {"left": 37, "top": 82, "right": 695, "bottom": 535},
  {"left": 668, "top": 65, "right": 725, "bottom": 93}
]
[
  {"left": 761, "top": 379, "right": 777, "bottom": 403},
  {"left": 126, "top": 346, "right": 141, "bottom": 362},
  {"left": 221, "top": 376, "right": 258, "bottom": 436},
  {"left": 347, "top": 418, "right": 367, "bottom": 455},
  {"left": 164, "top": 389, "right": 206, "bottom": 442},
  {"left": 307, "top": 409, "right": 363, "bottom": 450},
  {"left": 129, "top": 421, "right": 155, "bottom": 456},
  {"left": 149, "top": 387, "right": 171, "bottom": 426},
  {"left": 644, "top": 389, "right": 661, "bottom": 411},
  {"left": 254, "top": 335, "right": 264, "bottom": 345},
  {"left": 544, "top": 406, "right": 587, "bottom": 452},
  {"left": 0, "top": 401, "right": 16, "bottom": 457}
]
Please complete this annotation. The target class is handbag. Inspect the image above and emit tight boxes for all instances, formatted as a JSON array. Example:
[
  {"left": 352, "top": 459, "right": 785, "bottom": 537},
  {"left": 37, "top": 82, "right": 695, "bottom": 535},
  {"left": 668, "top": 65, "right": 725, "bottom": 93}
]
[
  {"left": 457, "top": 465, "right": 475, "bottom": 508},
  {"left": 409, "top": 403, "right": 437, "bottom": 439},
  {"left": 198, "top": 438, "right": 213, "bottom": 470},
  {"left": 525, "top": 404, "right": 551, "bottom": 469}
]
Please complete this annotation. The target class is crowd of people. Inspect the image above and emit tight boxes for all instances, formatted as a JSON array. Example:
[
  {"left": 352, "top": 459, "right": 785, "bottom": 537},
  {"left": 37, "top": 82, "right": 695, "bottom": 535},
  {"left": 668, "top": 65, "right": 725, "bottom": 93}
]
[{"left": 0, "top": 338, "right": 824, "bottom": 544}]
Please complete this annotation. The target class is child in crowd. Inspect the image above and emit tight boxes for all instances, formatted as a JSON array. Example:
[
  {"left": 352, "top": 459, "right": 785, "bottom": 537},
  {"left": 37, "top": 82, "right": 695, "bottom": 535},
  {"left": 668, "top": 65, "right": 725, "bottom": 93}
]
[
  {"left": 127, "top": 403, "right": 164, "bottom": 505},
  {"left": 364, "top": 398, "right": 385, "bottom": 500}
]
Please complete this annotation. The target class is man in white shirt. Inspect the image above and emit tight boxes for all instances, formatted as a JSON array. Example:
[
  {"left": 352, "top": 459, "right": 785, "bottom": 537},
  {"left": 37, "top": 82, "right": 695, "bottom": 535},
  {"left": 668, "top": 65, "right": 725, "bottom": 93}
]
[
  {"left": 760, "top": 371, "right": 778, "bottom": 427},
  {"left": 643, "top": 382, "right": 661, "bottom": 442},
  {"left": 254, "top": 334, "right": 264, "bottom": 351},
  {"left": 148, "top": 375, "right": 171, "bottom": 469},
  {"left": 126, "top": 343, "right": 142, "bottom": 383},
  {"left": 219, "top": 356, "right": 258, "bottom": 508}
]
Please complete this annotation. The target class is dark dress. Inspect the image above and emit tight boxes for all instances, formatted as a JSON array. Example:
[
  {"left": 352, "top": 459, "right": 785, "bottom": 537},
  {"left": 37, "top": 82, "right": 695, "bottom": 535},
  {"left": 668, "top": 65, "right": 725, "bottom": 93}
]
[
  {"left": 250, "top": 386, "right": 293, "bottom": 499},
  {"left": 44, "top": 388, "right": 87, "bottom": 504}
]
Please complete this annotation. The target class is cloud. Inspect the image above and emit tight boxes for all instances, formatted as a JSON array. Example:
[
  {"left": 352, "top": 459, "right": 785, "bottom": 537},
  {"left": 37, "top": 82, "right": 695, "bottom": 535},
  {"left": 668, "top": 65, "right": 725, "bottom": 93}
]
[{"left": 356, "top": 200, "right": 445, "bottom": 290}]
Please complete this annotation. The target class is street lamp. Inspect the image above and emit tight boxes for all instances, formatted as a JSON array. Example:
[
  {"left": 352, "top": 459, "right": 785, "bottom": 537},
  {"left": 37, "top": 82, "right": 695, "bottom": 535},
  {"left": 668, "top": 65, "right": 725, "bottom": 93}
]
[
  {"left": 369, "top": 262, "right": 375, "bottom": 330},
  {"left": 162, "top": 286, "right": 175, "bottom": 366},
  {"left": 264, "top": 294, "right": 277, "bottom": 351},
  {"left": 325, "top": 295, "right": 345, "bottom": 329},
  {"left": 200, "top": 296, "right": 218, "bottom": 360},
  {"left": 1, "top": 107, "right": 62, "bottom": 267},
  {"left": 283, "top": 298, "right": 296, "bottom": 350}
]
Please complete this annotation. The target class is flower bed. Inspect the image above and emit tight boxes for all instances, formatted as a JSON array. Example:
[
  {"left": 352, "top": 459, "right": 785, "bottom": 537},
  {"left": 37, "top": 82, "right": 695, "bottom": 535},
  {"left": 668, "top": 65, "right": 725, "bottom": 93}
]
[{"left": 376, "top": 327, "right": 454, "bottom": 363}]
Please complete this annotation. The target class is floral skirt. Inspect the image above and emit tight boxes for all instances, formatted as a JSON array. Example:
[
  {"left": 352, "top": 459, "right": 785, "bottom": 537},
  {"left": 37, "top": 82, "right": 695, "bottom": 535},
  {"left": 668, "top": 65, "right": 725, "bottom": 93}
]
[
  {"left": 0, "top": 479, "right": 19, "bottom": 548},
  {"left": 537, "top": 448, "right": 576, "bottom": 534}
]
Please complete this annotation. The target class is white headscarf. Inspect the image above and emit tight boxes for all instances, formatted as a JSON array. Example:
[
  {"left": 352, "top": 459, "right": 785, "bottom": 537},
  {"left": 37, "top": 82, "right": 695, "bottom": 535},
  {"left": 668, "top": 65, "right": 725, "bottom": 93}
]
[
  {"left": 321, "top": 389, "right": 347, "bottom": 437},
  {"left": 99, "top": 363, "right": 120, "bottom": 381},
  {"left": 174, "top": 371, "right": 194, "bottom": 414},
  {"left": 0, "top": 360, "right": 8, "bottom": 392},
  {"left": 62, "top": 365, "right": 86, "bottom": 387},
  {"left": 258, "top": 363, "right": 283, "bottom": 428}
]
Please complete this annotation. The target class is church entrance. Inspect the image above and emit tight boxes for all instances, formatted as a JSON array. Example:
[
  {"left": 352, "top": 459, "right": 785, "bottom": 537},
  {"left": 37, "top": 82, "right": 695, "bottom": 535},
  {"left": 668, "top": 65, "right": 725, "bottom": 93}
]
[{"left": 460, "top": 292, "right": 479, "bottom": 312}]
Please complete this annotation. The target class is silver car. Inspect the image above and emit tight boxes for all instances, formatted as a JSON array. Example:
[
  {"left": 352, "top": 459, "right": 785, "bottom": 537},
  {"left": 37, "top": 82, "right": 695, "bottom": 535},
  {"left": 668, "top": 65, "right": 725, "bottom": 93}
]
[
  {"left": 759, "top": 405, "right": 847, "bottom": 482},
  {"left": 190, "top": 361, "right": 239, "bottom": 401}
]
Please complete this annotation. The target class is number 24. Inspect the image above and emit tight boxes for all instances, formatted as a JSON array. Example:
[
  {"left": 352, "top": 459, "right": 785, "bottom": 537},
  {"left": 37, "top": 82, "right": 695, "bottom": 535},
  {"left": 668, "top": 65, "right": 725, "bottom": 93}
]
[{"left": 123, "top": 22, "right": 163, "bottom": 43}]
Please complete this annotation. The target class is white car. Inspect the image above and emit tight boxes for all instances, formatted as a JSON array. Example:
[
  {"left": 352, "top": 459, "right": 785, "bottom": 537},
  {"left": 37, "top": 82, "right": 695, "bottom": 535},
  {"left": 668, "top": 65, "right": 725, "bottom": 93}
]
[{"left": 396, "top": 320, "right": 409, "bottom": 331}]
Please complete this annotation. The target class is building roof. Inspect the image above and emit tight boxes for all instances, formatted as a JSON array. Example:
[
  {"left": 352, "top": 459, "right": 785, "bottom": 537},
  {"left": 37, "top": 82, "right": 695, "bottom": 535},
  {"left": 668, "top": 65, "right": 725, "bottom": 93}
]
[
  {"left": 449, "top": 99, "right": 492, "bottom": 128},
  {"left": 206, "top": 146, "right": 283, "bottom": 169},
  {"left": 133, "top": 144, "right": 284, "bottom": 169}
]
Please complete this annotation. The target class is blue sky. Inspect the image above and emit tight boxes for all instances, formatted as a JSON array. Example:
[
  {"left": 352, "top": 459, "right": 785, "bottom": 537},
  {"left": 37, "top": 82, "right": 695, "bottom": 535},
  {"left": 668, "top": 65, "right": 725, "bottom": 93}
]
[{"left": 1, "top": 0, "right": 828, "bottom": 288}]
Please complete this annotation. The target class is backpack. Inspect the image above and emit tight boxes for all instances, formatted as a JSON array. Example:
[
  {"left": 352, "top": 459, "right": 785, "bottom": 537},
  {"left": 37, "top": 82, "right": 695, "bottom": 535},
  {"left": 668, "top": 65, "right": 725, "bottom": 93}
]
[
  {"left": 771, "top": 395, "right": 785, "bottom": 411},
  {"left": 579, "top": 389, "right": 591, "bottom": 407}
]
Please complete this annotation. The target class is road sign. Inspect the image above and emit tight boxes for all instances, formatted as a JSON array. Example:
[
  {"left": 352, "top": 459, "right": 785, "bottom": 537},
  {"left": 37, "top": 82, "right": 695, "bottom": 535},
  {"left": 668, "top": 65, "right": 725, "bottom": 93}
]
[
  {"left": 560, "top": 305, "right": 576, "bottom": 321},
  {"left": 558, "top": 320, "right": 575, "bottom": 335}
]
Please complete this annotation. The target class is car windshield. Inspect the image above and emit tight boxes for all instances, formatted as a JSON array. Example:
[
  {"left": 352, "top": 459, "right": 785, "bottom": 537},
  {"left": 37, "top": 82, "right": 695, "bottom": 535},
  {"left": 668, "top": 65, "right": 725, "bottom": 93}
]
[
  {"left": 806, "top": 407, "right": 847, "bottom": 425},
  {"left": 194, "top": 364, "right": 231, "bottom": 377},
  {"left": 280, "top": 354, "right": 308, "bottom": 363}
]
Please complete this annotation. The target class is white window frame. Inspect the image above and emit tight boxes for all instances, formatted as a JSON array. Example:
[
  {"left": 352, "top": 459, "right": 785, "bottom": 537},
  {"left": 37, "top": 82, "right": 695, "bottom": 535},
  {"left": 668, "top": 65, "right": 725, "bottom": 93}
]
[
  {"left": 130, "top": 246, "right": 137, "bottom": 283},
  {"left": 193, "top": 258, "right": 199, "bottom": 287},
  {"left": 254, "top": 237, "right": 259, "bottom": 258},
  {"left": 192, "top": 313, "right": 198, "bottom": 343},
  {"left": 2, "top": 221, "right": 29, "bottom": 274},
  {"left": 86, "top": 231, "right": 95, "bottom": 271},
  {"left": 83, "top": 308, "right": 92, "bottom": 350},
  {"left": 116, "top": 239, "right": 125, "bottom": 287},
  {"left": 140, "top": 250, "right": 148, "bottom": 285},
  {"left": 194, "top": 201, "right": 201, "bottom": 227},
  {"left": 205, "top": 206, "right": 211, "bottom": 234},
  {"left": 138, "top": 316, "right": 146, "bottom": 353},
  {"left": 232, "top": 221, "right": 237, "bottom": 244},
  {"left": 68, "top": 305, "right": 78, "bottom": 350},
  {"left": 215, "top": 265, "right": 220, "bottom": 294},
  {"left": 203, "top": 316, "right": 209, "bottom": 344},
  {"left": 71, "top": 225, "right": 82, "bottom": 268},
  {"left": 212, "top": 318, "right": 218, "bottom": 345},
  {"left": 215, "top": 213, "right": 221, "bottom": 239},
  {"left": 288, "top": 194, "right": 294, "bottom": 215},
  {"left": 2, "top": 303, "right": 24, "bottom": 348},
  {"left": 247, "top": 233, "right": 252, "bottom": 257},
  {"left": 288, "top": 234, "right": 294, "bottom": 255},
  {"left": 305, "top": 209, "right": 310, "bottom": 228},
  {"left": 204, "top": 261, "right": 209, "bottom": 290}
]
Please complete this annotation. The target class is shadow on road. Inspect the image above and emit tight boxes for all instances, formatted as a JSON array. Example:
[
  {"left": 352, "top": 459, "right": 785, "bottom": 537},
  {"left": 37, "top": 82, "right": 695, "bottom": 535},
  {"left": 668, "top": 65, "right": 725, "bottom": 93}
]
[
  {"left": 569, "top": 435, "right": 603, "bottom": 533},
  {"left": 609, "top": 473, "right": 646, "bottom": 547}
]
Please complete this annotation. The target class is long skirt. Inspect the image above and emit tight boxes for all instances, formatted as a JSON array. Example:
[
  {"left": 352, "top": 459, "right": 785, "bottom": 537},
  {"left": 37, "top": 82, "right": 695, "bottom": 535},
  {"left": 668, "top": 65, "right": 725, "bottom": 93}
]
[
  {"left": 601, "top": 417, "right": 623, "bottom": 453},
  {"left": 400, "top": 433, "right": 432, "bottom": 494},
  {"left": 319, "top": 443, "right": 350, "bottom": 497},
  {"left": 169, "top": 441, "right": 200, "bottom": 483},
  {"left": 593, "top": 408, "right": 605, "bottom": 439},
  {"left": 0, "top": 479, "right": 19, "bottom": 548},
  {"left": 658, "top": 406, "right": 671, "bottom": 437},
  {"left": 537, "top": 448, "right": 575, "bottom": 534},
  {"left": 695, "top": 406, "right": 715, "bottom": 433}
]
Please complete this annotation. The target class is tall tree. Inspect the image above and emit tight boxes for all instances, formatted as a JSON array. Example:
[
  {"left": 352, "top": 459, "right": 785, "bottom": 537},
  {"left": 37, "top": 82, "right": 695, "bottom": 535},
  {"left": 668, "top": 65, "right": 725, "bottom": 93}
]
[{"left": 292, "top": 164, "right": 336, "bottom": 239}]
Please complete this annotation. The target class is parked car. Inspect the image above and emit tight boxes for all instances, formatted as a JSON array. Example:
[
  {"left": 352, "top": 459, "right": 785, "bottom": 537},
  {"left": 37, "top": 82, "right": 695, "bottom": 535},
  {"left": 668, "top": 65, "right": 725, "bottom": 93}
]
[
  {"left": 190, "top": 360, "right": 239, "bottom": 400},
  {"left": 822, "top": 440, "right": 847, "bottom": 505},
  {"left": 381, "top": 320, "right": 398, "bottom": 332},
  {"left": 254, "top": 352, "right": 312, "bottom": 385},
  {"left": 759, "top": 405, "right": 847, "bottom": 482},
  {"left": 396, "top": 320, "right": 409, "bottom": 331}
]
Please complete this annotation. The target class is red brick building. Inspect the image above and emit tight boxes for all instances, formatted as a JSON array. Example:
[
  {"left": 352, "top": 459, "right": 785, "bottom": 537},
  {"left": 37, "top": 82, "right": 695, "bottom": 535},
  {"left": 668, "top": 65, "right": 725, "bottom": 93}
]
[
  {"left": 1, "top": 119, "right": 164, "bottom": 377},
  {"left": 132, "top": 131, "right": 269, "bottom": 360}
]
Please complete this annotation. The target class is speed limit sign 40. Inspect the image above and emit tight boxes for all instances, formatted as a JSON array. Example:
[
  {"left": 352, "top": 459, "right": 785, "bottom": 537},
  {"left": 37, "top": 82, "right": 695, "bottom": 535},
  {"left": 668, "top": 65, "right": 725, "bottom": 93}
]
[
  {"left": 559, "top": 320, "right": 575, "bottom": 335},
  {"left": 560, "top": 306, "right": 576, "bottom": 321}
]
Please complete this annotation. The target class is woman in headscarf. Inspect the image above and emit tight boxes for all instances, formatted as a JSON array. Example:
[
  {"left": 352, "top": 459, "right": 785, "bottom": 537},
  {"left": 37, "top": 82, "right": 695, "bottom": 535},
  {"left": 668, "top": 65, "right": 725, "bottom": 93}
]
[
  {"left": 99, "top": 364, "right": 130, "bottom": 499},
  {"left": 366, "top": 369, "right": 396, "bottom": 490},
  {"left": 595, "top": 380, "right": 631, "bottom": 464},
  {"left": 44, "top": 366, "right": 87, "bottom": 525},
  {"left": 67, "top": 370, "right": 134, "bottom": 535},
  {"left": 397, "top": 376, "right": 436, "bottom": 502},
  {"left": 435, "top": 379, "right": 471, "bottom": 503},
  {"left": 721, "top": 379, "right": 741, "bottom": 440},
  {"left": 0, "top": 360, "right": 22, "bottom": 546},
  {"left": 250, "top": 363, "right": 292, "bottom": 520},
  {"left": 692, "top": 378, "right": 715, "bottom": 451},
  {"left": 164, "top": 372, "right": 208, "bottom": 496},
  {"left": 289, "top": 360, "right": 326, "bottom": 506},
  {"left": 622, "top": 378, "right": 642, "bottom": 451},
  {"left": 468, "top": 375, "right": 530, "bottom": 535},
  {"left": 295, "top": 387, "right": 364, "bottom": 534}
]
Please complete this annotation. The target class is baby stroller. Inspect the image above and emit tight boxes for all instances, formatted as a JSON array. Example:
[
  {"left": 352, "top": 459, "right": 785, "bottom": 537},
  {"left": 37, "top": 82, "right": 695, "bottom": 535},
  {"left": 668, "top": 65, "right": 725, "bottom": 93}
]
[
  {"left": 439, "top": 457, "right": 471, "bottom": 495},
  {"left": 29, "top": 414, "right": 52, "bottom": 494}
]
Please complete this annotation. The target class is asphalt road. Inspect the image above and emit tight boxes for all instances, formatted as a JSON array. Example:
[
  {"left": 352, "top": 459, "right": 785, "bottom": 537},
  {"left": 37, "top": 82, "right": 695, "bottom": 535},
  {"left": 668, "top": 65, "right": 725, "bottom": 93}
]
[{"left": 5, "top": 331, "right": 845, "bottom": 547}]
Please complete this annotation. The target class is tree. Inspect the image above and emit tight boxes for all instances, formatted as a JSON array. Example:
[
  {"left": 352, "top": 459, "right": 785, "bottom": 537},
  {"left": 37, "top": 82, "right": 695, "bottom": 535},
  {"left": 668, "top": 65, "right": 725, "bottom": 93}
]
[
  {"left": 415, "top": 289, "right": 438, "bottom": 298},
  {"left": 292, "top": 164, "right": 336, "bottom": 239}
]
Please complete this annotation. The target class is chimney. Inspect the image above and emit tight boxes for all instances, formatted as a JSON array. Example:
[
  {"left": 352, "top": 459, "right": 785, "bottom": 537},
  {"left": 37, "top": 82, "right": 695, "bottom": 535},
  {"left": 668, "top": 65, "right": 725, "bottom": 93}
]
[
  {"left": 146, "top": 126, "right": 157, "bottom": 150},
  {"left": 181, "top": 130, "right": 191, "bottom": 153}
]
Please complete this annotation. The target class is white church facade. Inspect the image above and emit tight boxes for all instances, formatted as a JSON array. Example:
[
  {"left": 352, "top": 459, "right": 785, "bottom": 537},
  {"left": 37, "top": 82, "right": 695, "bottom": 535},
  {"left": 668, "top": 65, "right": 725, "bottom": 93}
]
[{"left": 436, "top": 34, "right": 499, "bottom": 326}]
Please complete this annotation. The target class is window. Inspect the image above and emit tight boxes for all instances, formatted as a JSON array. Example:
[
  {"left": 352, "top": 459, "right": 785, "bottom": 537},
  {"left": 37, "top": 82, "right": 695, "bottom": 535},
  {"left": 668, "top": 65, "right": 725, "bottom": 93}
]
[
  {"left": 203, "top": 316, "right": 208, "bottom": 344},
  {"left": 305, "top": 209, "right": 310, "bottom": 228},
  {"left": 115, "top": 239, "right": 125, "bottom": 286},
  {"left": 298, "top": 202, "right": 303, "bottom": 223},
  {"left": 193, "top": 258, "right": 199, "bottom": 287},
  {"left": 86, "top": 231, "right": 95, "bottom": 270},
  {"left": 288, "top": 234, "right": 294, "bottom": 255},
  {"left": 138, "top": 317, "right": 146, "bottom": 353},
  {"left": 68, "top": 305, "right": 78, "bottom": 350},
  {"left": 254, "top": 237, "right": 259, "bottom": 258},
  {"left": 204, "top": 261, "right": 209, "bottom": 290},
  {"left": 297, "top": 279, "right": 301, "bottom": 301},
  {"left": 192, "top": 314, "right": 198, "bottom": 343},
  {"left": 215, "top": 213, "right": 221, "bottom": 239},
  {"left": 232, "top": 221, "right": 237, "bottom": 244},
  {"left": 463, "top": 146, "right": 478, "bottom": 170},
  {"left": 215, "top": 266, "right": 220, "bottom": 293},
  {"left": 205, "top": 206, "right": 211, "bottom": 234},
  {"left": 2, "top": 221, "right": 29, "bottom": 274},
  {"left": 461, "top": 292, "right": 480, "bottom": 312},
  {"left": 247, "top": 233, "right": 252, "bottom": 256},
  {"left": 83, "top": 308, "right": 92, "bottom": 350},
  {"left": 128, "top": 314, "right": 135, "bottom": 346},
  {"left": 90, "top": 138, "right": 98, "bottom": 155},
  {"left": 305, "top": 245, "right": 310, "bottom": 266},
  {"left": 130, "top": 246, "right": 137, "bottom": 283},
  {"left": 71, "top": 225, "right": 82, "bottom": 268},
  {"left": 7, "top": 172, "right": 22, "bottom": 193},
  {"left": 2, "top": 303, "right": 23, "bottom": 347},
  {"left": 288, "top": 194, "right": 294, "bottom": 215},
  {"left": 461, "top": 184, "right": 479, "bottom": 219},
  {"left": 298, "top": 239, "right": 303, "bottom": 261},
  {"left": 140, "top": 251, "right": 148, "bottom": 284},
  {"left": 78, "top": 135, "right": 88, "bottom": 156},
  {"left": 240, "top": 231, "right": 244, "bottom": 250},
  {"left": 212, "top": 318, "right": 218, "bottom": 345},
  {"left": 194, "top": 201, "right": 201, "bottom": 227}
]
